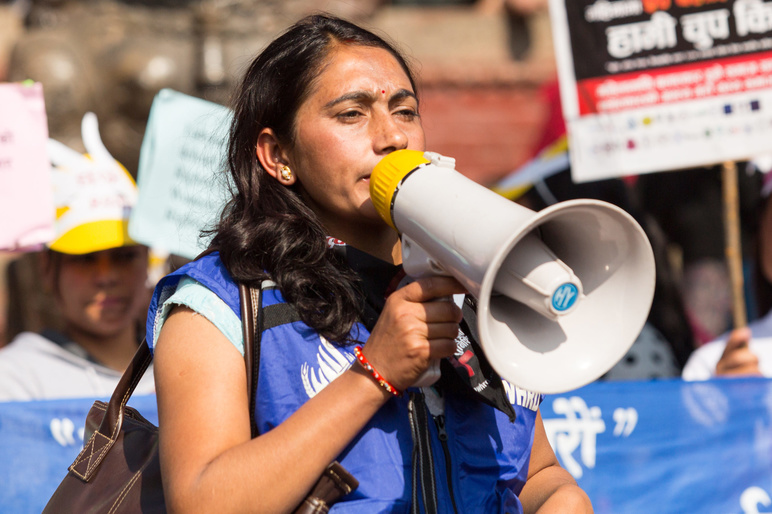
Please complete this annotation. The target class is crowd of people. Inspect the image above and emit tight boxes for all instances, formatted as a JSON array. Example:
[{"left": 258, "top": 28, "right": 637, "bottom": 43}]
[{"left": 2, "top": 10, "right": 772, "bottom": 512}]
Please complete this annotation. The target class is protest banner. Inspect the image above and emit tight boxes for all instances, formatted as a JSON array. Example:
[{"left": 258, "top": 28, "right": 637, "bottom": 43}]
[
  {"left": 129, "top": 89, "right": 232, "bottom": 260},
  {"left": 541, "top": 376, "right": 772, "bottom": 513},
  {"left": 3, "top": 378, "right": 772, "bottom": 513},
  {"left": 0, "top": 81, "right": 54, "bottom": 251},
  {"left": 549, "top": 0, "right": 772, "bottom": 182},
  {"left": 0, "top": 394, "right": 158, "bottom": 513}
]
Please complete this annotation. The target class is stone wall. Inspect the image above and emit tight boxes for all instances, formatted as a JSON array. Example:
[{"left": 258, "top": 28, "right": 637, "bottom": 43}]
[
  {"left": 0, "top": 0, "right": 560, "bottom": 342},
  {"left": 369, "top": 2, "right": 557, "bottom": 184},
  {"left": 1, "top": 0, "right": 558, "bottom": 183}
]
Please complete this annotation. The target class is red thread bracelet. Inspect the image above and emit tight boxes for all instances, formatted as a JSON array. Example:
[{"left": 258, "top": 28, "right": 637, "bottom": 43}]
[{"left": 353, "top": 346, "right": 402, "bottom": 397}]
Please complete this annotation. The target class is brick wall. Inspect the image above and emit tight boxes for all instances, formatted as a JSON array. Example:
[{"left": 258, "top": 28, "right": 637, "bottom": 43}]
[
  {"left": 421, "top": 83, "right": 549, "bottom": 185},
  {"left": 369, "top": 3, "right": 558, "bottom": 186}
]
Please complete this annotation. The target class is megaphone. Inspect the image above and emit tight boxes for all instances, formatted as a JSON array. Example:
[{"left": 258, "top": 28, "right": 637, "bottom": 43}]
[{"left": 370, "top": 150, "right": 656, "bottom": 394}]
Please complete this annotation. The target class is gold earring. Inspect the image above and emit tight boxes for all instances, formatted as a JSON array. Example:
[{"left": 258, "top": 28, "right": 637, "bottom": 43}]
[{"left": 280, "top": 165, "right": 293, "bottom": 181}]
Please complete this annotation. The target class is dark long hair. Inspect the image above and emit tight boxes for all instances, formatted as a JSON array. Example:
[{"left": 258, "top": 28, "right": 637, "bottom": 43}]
[{"left": 206, "top": 14, "right": 417, "bottom": 343}]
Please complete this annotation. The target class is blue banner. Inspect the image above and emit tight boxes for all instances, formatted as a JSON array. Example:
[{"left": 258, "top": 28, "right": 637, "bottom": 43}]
[
  {"left": 0, "top": 395, "right": 158, "bottom": 513},
  {"left": 2, "top": 379, "right": 772, "bottom": 513},
  {"left": 541, "top": 377, "right": 772, "bottom": 514}
]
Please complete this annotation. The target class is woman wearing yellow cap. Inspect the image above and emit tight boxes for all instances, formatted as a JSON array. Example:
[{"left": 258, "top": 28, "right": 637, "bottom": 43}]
[{"left": 0, "top": 113, "right": 155, "bottom": 401}]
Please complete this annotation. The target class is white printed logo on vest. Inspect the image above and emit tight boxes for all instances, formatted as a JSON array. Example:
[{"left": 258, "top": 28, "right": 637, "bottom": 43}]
[
  {"left": 301, "top": 337, "right": 355, "bottom": 398},
  {"left": 502, "top": 380, "right": 541, "bottom": 412}
]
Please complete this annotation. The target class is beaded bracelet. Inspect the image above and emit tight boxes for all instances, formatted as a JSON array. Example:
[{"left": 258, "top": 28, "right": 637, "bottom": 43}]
[{"left": 353, "top": 346, "right": 402, "bottom": 397}]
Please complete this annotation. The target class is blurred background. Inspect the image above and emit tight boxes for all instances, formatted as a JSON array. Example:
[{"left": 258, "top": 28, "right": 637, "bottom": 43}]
[
  {"left": 3, "top": 0, "right": 767, "bottom": 372},
  {"left": 0, "top": 0, "right": 561, "bottom": 345},
  {"left": 5, "top": 4, "right": 772, "bottom": 511}
]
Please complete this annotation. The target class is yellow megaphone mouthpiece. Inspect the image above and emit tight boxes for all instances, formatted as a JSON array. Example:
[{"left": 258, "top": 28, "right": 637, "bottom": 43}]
[{"left": 370, "top": 150, "right": 430, "bottom": 230}]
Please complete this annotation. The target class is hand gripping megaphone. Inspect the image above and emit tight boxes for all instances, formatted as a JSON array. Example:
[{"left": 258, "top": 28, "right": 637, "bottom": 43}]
[{"left": 370, "top": 150, "right": 656, "bottom": 394}]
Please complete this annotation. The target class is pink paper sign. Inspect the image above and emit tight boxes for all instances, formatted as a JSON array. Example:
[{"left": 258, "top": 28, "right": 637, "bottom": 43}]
[{"left": 0, "top": 82, "right": 54, "bottom": 251}]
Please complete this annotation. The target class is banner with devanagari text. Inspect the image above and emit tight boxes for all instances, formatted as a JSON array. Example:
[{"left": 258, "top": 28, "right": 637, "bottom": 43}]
[{"left": 2, "top": 378, "right": 772, "bottom": 513}]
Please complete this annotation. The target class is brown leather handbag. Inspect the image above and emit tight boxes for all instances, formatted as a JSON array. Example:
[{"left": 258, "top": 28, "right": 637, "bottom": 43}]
[{"left": 43, "top": 282, "right": 357, "bottom": 513}]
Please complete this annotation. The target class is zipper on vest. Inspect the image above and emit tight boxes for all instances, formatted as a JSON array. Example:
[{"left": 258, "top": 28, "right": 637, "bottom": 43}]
[
  {"left": 408, "top": 391, "right": 439, "bottom": 514},
  {"left": 434, "top": 414, "right": 460, "bottom": 514}
]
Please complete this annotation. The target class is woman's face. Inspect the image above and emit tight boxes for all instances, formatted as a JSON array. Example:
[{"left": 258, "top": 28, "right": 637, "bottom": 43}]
[
  {"left": 52, "top": 246, "right": 149, "bottom": 339},
  {"left": 286, "top": 44, "right": 426, "bottom": 232}
]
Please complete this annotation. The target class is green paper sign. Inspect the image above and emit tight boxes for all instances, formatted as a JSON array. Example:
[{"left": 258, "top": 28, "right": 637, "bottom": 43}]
[{"left": 130, "top": 89, "right": 232, "bottom": 259}]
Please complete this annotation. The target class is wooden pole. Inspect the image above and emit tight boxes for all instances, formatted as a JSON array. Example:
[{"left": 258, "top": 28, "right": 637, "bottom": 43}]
[{"left": 722, "top": 160, "right": 747, "bottom": 329}]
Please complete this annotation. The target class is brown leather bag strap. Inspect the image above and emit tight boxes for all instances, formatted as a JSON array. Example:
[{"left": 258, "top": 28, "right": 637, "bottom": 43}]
[
  {"left": 96, "top": 338, "right": 152, "bottom": 440},
  {"left": 237, "top": 281, "right": 360, "bottom": 508},
  {"left": 294, "top": 462, "right": 359, "bottom": 514},
  {"left": 238, "top": 282, "right": 260, "bottom": 438},
  {"left": 73, "top": 340, "right": 152, "bottom": 481},
  {"left": 94, "top": 282, "right": 258, "bottom": 444}
]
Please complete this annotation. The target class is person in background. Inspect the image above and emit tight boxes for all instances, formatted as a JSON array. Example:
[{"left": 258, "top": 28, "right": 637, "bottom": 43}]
[
  {"left": 635, "top": 166, "right": 763, "bottom": 347},
  {"left": 683, "top": 165, "right": 772, "bottom": 380},
  {"left": 149, "top": 14, "right": 591, "bottom": 512},
  {"left": 0, "top": 113, "right": 154, "bottom": 401},
  {"left": 509, "top": 78, "right": 696, "bottom": 380}
]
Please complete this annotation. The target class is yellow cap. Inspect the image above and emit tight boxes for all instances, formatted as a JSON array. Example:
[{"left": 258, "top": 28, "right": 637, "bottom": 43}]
[
  {"left": 49, "top": 218, "right": 136, "bottom": 255},
  {"left": 370, "top": 150, "right": 430, "bottom": 230},
  {"left": 47, "top": 150, "right": 138, "bottom": 255}
]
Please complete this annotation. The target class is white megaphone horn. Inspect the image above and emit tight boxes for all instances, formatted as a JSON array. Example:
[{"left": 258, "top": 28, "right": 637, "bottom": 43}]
[{"left": 370, "top": 150, "right": 656, "bottom": 394}]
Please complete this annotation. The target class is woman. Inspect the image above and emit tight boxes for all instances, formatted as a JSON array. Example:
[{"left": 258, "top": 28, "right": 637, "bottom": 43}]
[
  {"left": 0, "top": 247, "right": 151, "bottom": 401},
  {"left": 150, "top": 14, "right": 592, "bottom": 513},
  {"left": 0, "top": 114, "right": 154, "bottom": 401}
]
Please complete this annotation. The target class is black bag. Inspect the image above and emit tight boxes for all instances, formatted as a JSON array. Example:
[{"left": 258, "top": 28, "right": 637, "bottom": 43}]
[{"left": 43, "top": 282, "right": 357, "bottom": 513}]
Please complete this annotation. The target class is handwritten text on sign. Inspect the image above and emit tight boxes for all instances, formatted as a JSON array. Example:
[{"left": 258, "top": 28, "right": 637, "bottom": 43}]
[{"left": 130, "top": 89, "right": 231, "bottom": 259}]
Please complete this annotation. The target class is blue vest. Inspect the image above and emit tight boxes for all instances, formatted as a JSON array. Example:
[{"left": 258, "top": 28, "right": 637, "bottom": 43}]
[{"left": 147, "top": 253, "right": 541, "bottom": 513}]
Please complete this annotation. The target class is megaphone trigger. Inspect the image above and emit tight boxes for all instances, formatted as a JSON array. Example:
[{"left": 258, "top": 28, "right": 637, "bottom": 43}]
[
  {"left": 412, "top": 360, "right": 442, "bottom": 388},
  {"left": 401, "top": 235, "right": 448, "bottom": 278},
  {"left": 371, "top": 150, "right": 657, "bottom": 394}
]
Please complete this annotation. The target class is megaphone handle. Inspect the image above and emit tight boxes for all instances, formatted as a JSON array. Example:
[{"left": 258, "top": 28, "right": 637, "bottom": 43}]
[
  {"left": 409, "top": 293, "right": 463, "bottom": 388},
  {"left": 412, "top": 360, "right": 442, "bottom": 388}
]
